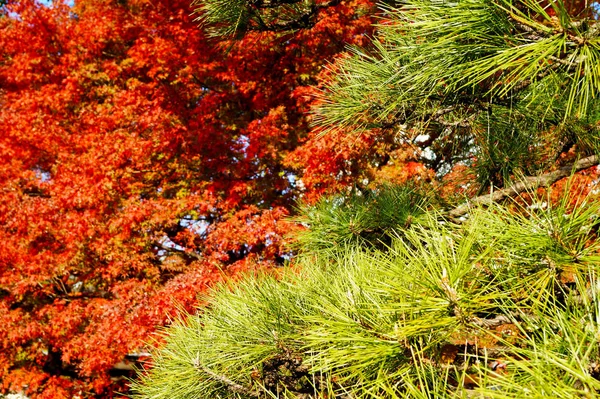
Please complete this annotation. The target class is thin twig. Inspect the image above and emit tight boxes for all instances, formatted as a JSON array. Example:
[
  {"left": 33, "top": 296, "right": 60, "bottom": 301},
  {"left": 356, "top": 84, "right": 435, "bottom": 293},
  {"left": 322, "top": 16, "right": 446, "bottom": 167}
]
[
  {"left": 440, "top": 268, "right": 465, "bottom": 320},
  {"left": 193, "top": 357, "right": 261, "bottom": 398},
  {"left": 155, "top": 241, "right": 203, "bottom": 260},
  {"left": 469, "top": 314, "right": 513, "bottom": 328},
  {"left": 448, "top": 155, "right": 599, "bottom": 220}
]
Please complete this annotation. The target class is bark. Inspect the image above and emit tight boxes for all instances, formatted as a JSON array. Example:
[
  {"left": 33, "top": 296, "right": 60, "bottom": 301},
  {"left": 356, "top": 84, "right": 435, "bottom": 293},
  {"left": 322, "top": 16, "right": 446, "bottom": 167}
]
[{"left": 448, "top": 155, "right": 599, "bottom": 219}]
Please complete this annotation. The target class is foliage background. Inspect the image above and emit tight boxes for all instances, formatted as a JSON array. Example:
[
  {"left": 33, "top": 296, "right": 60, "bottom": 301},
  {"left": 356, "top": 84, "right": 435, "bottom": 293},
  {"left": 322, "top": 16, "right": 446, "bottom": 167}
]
[
  {"left": 3, "top": 0, "right": 600, "bottom": 398},
  {"left": 0, "top": 0, "right": 393, "bottom": 397}
]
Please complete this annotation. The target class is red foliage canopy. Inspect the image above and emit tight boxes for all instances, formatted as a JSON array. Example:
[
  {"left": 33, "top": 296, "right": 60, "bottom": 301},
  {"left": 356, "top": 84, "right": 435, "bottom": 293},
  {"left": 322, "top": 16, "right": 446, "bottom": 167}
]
[{"left": 0, "top": 0, "right": 376, "bottom": 397}]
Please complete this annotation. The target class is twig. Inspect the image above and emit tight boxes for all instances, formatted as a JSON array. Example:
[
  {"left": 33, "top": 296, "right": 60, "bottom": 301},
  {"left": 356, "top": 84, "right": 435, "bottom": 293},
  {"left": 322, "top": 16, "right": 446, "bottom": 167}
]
[
  {"left": 440, "top": 268, "right": 465, "bottom": 320},
  {"left": 250, "top": 0, "right": 342, "bottom": 32},
  {"left": 435, "top": 111, "right": 480, "bottom": 128},
  {"left": 193, "top": 357, "right": 260, "bottom": 398},
  {"left": 469, "top": 314, "right": 512, "bottom": 328},
  {"left": 155, "top": 241, "right": 203, "bottom": 260},
  {"left": 448, "top": 155, "right": 599, "bottom": 220},
  {"left": 432, "top": 106, "right": 460, "bottom": 118}
]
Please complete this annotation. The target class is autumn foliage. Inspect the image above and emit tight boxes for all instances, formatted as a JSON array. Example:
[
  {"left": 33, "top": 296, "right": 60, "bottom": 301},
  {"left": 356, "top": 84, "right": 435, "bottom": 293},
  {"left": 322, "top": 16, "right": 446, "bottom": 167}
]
[{"left": 0, "top": 0, "right": 381, "bottom": 397}]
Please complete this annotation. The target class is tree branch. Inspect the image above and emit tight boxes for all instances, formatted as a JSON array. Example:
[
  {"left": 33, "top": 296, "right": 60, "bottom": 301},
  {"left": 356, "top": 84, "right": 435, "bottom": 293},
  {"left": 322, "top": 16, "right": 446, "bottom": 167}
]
[
  {"left": 193, "top": 357, "right": 260, "bottom": 398},
  {"left": 249, "top": 0, "right": 342, "bottom": 32},
  {"left": 448, "top": 155, "right": 599, "bottom": 220},
  {"left": 469, "top": 314, "right": 512, "bottom": 328},
  {"left": 155, "top": 241, "right": 203, "bottom": 261}
]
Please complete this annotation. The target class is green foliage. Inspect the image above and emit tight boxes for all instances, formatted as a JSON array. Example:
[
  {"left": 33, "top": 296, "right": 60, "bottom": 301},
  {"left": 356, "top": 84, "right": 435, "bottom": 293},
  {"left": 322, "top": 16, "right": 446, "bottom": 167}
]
[
  {"left": 314, "top": 0, "right": 600, "bottom": 187},
  {"left": 192, "top": 0, "right": 336, "bottom": 37},
  {"left": 132, "top": 186, "right": 600, "bottom": 398},
  {"left": 294, "top": 184, "right": 428, "bottom": 253},
  {"left": 473, "top": 108, "right": 542, "bottom": 188}
]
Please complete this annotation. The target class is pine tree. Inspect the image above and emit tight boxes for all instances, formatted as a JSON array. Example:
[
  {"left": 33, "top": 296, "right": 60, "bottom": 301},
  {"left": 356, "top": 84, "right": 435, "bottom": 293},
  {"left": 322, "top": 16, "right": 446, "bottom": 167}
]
[
  {"left": 313, "top": 0, "right": 600, "bottom": 190},
  {"left": 132, "top": 1, "right": 600, "bottom": 398}
]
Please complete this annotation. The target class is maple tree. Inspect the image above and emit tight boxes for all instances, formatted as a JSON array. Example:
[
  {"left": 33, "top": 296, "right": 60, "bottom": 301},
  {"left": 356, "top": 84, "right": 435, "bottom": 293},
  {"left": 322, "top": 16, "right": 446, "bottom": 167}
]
[{"left": 0, "top": 0, "right": 379, "bottom": 397}]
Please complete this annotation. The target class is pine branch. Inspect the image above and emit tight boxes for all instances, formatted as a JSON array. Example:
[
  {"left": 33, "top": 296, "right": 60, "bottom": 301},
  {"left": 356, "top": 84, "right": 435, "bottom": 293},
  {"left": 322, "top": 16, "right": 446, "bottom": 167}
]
[
  {"left": 193, "top": 357, "right": 260, "bottom": 398},
  {"left": 448, "top": 155, "right": 599, "bottom": 220}
]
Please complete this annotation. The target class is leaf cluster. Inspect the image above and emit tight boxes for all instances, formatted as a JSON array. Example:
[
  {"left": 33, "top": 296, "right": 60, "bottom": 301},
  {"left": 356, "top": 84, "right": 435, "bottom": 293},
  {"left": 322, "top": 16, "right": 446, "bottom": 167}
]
[
  {"left": 132, "top": 184, "right": 600, "bottom": 398},
  {"left": 293, "top": 184, "right": 428, "bottom": 253}
]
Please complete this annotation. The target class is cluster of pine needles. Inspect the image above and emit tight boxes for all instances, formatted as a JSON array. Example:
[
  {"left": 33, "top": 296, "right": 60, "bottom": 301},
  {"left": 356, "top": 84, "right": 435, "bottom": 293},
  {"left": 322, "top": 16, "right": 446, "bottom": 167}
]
[{"left": 132, "top": 183, "right": 600, "bottom": 398}]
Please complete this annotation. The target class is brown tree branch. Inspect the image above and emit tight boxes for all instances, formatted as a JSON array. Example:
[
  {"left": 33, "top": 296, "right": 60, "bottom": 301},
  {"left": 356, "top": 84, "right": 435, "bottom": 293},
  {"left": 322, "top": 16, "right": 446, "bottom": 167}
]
[
  {"left": 250, "top": 0, "right": 342, "bottom": 32},
  {"left": 448, "top": 155, "right": 599, "bottom": 220}
]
